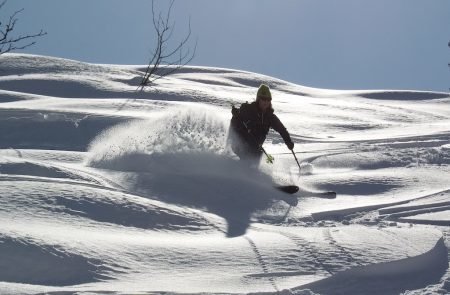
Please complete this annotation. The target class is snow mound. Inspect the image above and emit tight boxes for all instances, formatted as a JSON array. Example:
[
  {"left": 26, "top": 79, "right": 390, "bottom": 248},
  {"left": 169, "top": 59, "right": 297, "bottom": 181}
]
[
  {"left": 0, "top": 109, "right": 126, "bottom": 151},
  {"left": 357, "top": 90, "right": 449, "bottom": 100},
  {"left": 0, "top": 179, "right": 218, "bottom": 232},
  {"left": 1, "top": 53, "right": 449, "bottom": 294},
  {"left": 0, "top": 235, "right": 111, "bottom": 286},
  {"left": 299, "top": 238, "right": 448, "bottom": 295},
  {"left": 0, "top": 157, "right": 100, "bottom": 185}
]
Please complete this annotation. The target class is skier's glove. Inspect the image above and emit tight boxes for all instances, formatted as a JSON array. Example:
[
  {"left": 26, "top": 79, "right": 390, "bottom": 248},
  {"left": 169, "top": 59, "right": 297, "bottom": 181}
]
[
  {"left": 287, "top": 141, "right": 294, "bottom": 150},
  {"left": 231, "top": 106, "right": 239, "bottom": 116}
]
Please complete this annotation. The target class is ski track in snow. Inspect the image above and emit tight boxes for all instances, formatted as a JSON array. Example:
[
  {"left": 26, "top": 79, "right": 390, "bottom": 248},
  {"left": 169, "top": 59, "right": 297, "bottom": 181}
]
[{"left": 0, "top": 53, "right": 449, "bottom": 294}]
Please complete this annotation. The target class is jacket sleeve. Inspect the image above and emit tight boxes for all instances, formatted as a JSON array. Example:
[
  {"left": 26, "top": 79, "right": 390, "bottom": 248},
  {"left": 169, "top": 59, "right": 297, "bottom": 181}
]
[{"left": 271, "top": 114, "right": 293, "bottom": 145}]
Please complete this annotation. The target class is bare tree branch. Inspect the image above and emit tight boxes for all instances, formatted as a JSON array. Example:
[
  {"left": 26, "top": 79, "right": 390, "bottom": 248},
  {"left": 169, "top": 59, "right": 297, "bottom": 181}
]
[
  {"left": 139, "top": 0, "right": 197, "bottom": 90},
  {"left": 0, "top": 0, "right": 47, "bottom": 55},
  {"left": 0, "top": 0, "right": 7, "bottom": 11}
]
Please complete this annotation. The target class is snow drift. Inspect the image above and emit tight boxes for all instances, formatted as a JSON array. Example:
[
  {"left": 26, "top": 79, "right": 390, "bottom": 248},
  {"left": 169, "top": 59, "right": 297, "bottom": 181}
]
[{"left": 0, "top": 54, "right": 449, "bottom": 294}]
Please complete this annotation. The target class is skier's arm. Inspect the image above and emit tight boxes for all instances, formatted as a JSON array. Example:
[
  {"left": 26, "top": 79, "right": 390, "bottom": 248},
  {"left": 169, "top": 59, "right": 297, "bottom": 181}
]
[
  {"left": 231, "top": 103, "right": 251, "bottom": 136},
  {"left": 271, "top": 114, "right": 294, "bottom": 150},
  {"left": 232, "top": 103, "right": 251, "bottom": 129}
]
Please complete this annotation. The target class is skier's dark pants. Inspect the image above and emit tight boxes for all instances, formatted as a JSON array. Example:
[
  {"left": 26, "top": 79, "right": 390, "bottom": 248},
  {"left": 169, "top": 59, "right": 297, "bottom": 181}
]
[{"left": 231, "top": 141, "right": 262, "bottom": 166}]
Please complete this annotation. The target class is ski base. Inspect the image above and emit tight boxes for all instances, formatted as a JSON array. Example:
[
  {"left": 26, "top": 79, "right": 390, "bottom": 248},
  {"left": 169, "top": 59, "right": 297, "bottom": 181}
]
[
  {"left": 304, "top": 191, "right": 337, "bottom": 199},
  {"left": 273, "top": 186, "right": 336, "bottom": 206},
  {"left": 275, "top": 185, "right": 299, "bottom": 194}
]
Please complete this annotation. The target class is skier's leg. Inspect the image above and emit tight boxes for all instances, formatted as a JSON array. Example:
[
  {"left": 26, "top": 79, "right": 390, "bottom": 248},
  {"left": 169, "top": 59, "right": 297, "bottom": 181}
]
[
  {"left": 231, "top": 142, "right": 259, "bottom": 167},
  {"left": 247, "top": 148, "right": 263, "bottom": 168},
  {"left": 229, "top": 133, "right": 263, "bottom": 167}
]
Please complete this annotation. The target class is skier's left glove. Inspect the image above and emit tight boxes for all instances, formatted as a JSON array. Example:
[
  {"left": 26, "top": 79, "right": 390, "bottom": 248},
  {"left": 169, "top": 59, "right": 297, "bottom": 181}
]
[{"left": 286, "top": 141, "right": 294, "bottom": 150}]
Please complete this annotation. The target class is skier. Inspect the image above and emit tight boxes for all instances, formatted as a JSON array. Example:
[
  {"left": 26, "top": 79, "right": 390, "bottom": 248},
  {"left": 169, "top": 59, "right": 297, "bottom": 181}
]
[{"left": 229, "top": 84, "right": 294, "bottom": 166}]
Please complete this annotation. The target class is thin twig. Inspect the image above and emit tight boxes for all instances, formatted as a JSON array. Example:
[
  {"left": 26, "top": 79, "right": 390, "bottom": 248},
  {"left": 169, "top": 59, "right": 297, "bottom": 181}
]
[
  {"left": 139, "top": 0, "right": 196, "bottom": 89},
  {"left": 0, "top": 0, "right": 47, "bottom": 55}
]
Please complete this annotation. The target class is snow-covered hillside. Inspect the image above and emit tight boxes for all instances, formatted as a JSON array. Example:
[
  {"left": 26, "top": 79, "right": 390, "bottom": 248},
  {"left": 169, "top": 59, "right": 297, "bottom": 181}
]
[{"left": 0, "top": 53, "right": 449, "bottom": 295}]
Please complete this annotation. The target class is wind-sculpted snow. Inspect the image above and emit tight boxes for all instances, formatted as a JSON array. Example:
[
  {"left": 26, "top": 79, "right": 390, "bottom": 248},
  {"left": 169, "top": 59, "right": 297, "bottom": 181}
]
[
  {"left": 0, "top": 180, "right": 218, "bottom": 231},
  {"left": 0, "top": 54, "right": 120, "bottom": 76},
  {"left": 358, "top": 90, "right": 449, "bottom": 100},
  {"left": 0, "top": 157, "right": 100, "bottom": 184},
  {"left": 298, "top": 237, "right": 448, "bottom": 295},
  {"left": 0, "top": 54, "right": 449, "bottom": 294},
  {"left": 0, "top": 235, "right": 111, "bottom": 286},
  {"left": 0, "top": 108, "right": 127, "bottom": 151}
]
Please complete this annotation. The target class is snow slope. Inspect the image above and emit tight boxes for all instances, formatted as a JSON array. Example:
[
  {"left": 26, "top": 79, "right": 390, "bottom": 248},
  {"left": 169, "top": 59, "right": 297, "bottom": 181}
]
[{"left": 0, "top": 53, "right": 449, "bottom": 294}]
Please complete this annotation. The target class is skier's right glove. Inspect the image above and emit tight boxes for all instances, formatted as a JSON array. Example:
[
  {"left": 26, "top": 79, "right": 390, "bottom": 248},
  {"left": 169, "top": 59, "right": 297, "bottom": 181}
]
[{"left": 286, "top": 141, "right": 294, "bottom": 150}]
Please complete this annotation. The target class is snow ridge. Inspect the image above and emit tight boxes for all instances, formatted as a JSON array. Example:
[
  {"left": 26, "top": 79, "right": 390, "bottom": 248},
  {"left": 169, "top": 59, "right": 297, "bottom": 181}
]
[{"left": 0, "top": 54, "right": 449, "bottom": 294}]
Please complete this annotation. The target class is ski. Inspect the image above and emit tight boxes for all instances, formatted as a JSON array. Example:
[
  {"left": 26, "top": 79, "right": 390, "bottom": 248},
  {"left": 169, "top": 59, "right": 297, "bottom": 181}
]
[
  {"left": 302, "top": 191, "right": 337, "bottom": 199},
  {"left": 275, "top": 185, "right": 299, "bottom": 194},
  {"left": 273, "top": 186, "right": 336, "bottom": 206}
]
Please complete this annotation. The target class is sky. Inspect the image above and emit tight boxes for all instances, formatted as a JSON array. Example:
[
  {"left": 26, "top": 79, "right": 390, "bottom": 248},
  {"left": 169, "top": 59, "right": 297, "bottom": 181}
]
[{"left": 1, "top": 0, "right": 450, "bottom": 92}]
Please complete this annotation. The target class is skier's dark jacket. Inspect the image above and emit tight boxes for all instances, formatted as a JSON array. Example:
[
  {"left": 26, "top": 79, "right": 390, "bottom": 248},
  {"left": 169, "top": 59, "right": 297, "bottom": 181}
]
[{"left": 230, "top": 101, "right": 293, "bottom": 150}]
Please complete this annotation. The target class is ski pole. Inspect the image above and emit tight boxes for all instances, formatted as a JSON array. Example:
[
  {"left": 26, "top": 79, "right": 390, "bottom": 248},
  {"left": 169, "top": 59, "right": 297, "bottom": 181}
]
[
  {"left": 260, "top": 145, "right": 274, "bottom": 164},
  {"left": 291, "top": 150, "right": 301, "bottom": 171}
]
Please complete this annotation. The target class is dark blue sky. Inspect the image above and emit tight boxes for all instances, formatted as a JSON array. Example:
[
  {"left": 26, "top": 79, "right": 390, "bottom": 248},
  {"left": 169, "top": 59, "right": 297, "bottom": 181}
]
[{"left": 2, "top": 0, "right": 450, "bottom": 91}]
